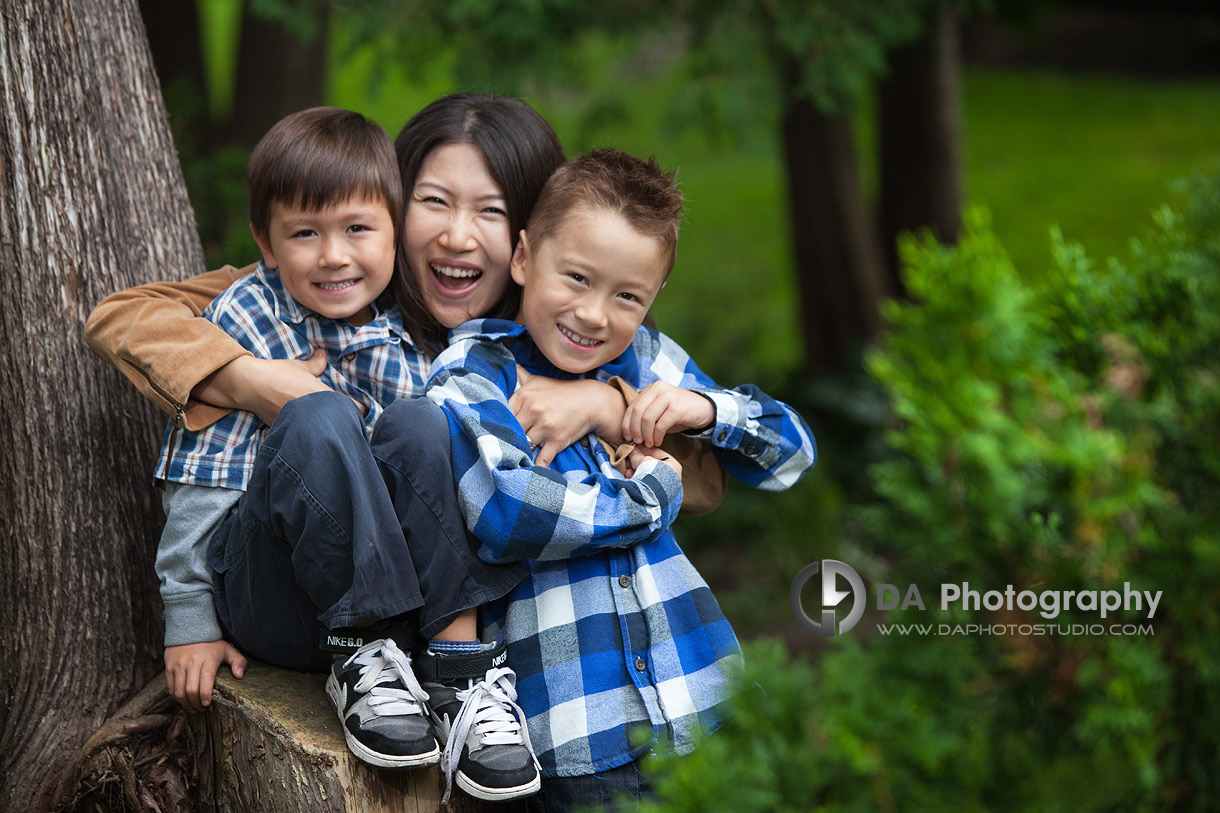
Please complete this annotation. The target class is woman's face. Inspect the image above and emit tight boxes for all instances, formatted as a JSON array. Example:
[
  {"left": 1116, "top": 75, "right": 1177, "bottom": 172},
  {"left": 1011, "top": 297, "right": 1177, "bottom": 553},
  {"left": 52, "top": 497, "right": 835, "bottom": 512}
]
[{"left": 403, "top": 142, "right": 515, "bottom": 329}]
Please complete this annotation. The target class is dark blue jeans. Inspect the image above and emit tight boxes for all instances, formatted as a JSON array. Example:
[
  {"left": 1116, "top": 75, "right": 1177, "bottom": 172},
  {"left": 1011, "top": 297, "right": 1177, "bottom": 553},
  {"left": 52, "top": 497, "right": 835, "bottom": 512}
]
[
  {"left": 520, "top": 761, "right": 652, "bottom": 813},
  {"left": 208, "top": 391, "right": 524, "bottom": 671}
]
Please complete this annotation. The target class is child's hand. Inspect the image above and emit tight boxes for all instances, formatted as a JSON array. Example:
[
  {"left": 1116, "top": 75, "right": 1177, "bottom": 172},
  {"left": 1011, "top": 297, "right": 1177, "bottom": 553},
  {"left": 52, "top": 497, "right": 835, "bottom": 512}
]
[
  {"left": 623, "top": 382, "right": 715, "bottom": 449},
  {"left": 510, "top": 366, "right": 626, "bottom": 467},
  {"left": 165, "top": 640, "right": 247, "bottom": 713},
  {"left": 628, "top": 445, "right": 683, "bottom": 481}
]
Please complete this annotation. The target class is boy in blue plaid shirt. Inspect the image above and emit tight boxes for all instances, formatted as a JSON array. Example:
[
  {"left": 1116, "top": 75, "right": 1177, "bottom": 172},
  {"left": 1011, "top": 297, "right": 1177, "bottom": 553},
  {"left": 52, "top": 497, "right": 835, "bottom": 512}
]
[{"left": 425, "top": 148, "right": 817, "bottom": 808}]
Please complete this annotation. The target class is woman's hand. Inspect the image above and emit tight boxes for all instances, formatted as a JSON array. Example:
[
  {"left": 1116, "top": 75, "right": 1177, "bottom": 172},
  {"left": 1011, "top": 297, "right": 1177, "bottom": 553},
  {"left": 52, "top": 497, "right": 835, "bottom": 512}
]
[
  {"left": 192, "top": 350, "right": 332, "bottom": 426},
  {"left": 510, "top": 366, "right": 627, "bottom": 467},
  {"left": 164, "top": 640, "right": 247, "bottom": 714},
  {"left": 622, "top": 381, "right": 715, "bottom": 448}
]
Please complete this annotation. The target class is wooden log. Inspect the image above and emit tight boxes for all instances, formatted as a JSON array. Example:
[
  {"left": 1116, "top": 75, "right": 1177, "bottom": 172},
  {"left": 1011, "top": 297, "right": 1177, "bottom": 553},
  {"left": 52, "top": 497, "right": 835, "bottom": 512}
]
[{"left": 187, "top": 661, "right": 490, "bottom": 812}]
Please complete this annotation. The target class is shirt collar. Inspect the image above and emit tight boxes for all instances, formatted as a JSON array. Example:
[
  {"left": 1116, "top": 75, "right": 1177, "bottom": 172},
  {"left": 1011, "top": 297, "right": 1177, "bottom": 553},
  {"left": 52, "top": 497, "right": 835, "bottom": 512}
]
[
  {"left": 254, "top": 261, "right": 415, "bottom": 348},
  {"left": 255, "top": 262, "right": 311, "bottom": 325}
]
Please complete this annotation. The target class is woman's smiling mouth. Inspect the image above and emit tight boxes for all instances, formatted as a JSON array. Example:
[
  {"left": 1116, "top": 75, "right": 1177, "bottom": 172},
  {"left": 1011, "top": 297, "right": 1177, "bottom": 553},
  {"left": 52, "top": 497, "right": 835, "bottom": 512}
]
[{"left": 430, "top": 262, "right": 483, "bottom": 291}]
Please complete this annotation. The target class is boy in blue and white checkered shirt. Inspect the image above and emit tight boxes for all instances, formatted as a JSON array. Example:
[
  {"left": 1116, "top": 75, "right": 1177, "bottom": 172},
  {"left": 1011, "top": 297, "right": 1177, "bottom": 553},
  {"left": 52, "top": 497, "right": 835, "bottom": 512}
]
[{"left": 425, "top": 148, "right": 817, "bottom": 807}]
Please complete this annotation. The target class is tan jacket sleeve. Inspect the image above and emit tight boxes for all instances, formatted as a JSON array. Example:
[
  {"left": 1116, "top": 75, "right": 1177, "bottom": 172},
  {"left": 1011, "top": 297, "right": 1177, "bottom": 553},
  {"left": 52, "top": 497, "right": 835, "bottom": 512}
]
[
  {"left": 84, "top": 263, "right": 258, "bottom": 430},
  {"left": 597, "top": 376, "right": 728, "bottom": 517}
]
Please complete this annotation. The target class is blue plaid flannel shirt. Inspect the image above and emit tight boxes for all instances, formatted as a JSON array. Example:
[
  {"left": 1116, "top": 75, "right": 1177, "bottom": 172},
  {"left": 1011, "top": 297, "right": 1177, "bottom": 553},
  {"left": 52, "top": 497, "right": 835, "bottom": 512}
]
[
  {"left": 426, "top": 318, "right": 816, "bottom": 777},
  {"left": 154, "top": 263, "right": 427, "bottom": 489}
]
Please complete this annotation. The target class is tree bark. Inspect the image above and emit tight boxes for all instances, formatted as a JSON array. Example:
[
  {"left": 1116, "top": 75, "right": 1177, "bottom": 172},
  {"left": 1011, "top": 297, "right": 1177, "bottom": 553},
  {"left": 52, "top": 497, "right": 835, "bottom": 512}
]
[
  {"left": 0, "top": 1, "right": 205, "bottom": 809},
  {"left": 878, "top": 2, "right": 963, "bottom": 291},
  {"left": 780, "top": 62, "right": 891, "bottom": 374}
]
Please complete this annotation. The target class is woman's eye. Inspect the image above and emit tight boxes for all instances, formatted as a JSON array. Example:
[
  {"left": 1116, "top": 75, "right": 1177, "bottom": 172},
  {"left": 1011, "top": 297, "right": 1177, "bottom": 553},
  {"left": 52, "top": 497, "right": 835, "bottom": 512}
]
[
  {"left": 567, "top": 272, "right": 587, "bottom": 284},
  {"left": 482, "top": 206, "right": 507, "bottom": 217}
]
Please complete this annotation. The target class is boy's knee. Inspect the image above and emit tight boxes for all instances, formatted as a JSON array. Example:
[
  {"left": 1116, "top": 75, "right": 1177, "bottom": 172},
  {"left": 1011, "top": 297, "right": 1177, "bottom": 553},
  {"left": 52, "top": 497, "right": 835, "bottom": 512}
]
[
  {"left": 267, "top": 390, "right": 364, "bottom": 453},
  {"left": 371, "top": 398, "right": 450, "bottom": 463}
]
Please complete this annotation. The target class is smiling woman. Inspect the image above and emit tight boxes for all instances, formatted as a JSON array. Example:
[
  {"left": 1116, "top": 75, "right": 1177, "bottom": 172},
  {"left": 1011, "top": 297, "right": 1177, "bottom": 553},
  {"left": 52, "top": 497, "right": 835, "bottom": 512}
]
[{"left": 403, "top": 142, "right": 514, "bottom": 331}]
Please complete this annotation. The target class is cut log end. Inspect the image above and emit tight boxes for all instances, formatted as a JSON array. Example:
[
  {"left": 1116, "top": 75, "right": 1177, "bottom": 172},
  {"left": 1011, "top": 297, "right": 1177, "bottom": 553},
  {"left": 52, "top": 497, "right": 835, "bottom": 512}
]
[{"left": 187, "top": 661, "right": 495, "bottom": 812}]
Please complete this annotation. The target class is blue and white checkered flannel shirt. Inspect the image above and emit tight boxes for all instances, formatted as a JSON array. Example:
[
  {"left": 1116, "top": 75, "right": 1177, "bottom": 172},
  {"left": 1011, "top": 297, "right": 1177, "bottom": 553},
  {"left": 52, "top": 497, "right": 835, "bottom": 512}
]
[
  {"left": 426, "top": 318, "right": 817, "bottom": 778},
  {"left": 154, "top": 263, "right": 428, "bottom": 489}
]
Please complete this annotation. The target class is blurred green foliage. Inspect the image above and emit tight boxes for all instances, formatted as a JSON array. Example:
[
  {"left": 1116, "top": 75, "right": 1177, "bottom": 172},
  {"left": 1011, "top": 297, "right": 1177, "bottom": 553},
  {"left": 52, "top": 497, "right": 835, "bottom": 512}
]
[{"left": 640, "top": 168, "right": 1220, "bottom": 810}]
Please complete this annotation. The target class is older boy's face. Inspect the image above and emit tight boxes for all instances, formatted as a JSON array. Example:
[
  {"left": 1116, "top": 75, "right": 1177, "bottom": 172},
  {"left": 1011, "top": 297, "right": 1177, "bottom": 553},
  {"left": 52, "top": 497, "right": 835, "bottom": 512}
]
[
  {"left": 510, "top": 206, "right": 667, "bottom": 374},
  {"left": 253, "top": 196, "right": 395, "bottom": 325}
]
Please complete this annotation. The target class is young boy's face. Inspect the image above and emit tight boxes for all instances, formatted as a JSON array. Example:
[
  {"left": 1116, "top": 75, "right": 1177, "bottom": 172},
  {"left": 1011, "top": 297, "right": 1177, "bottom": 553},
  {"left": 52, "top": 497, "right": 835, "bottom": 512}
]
[
  {"left": 510, "top": 206, "right": 668, "bottom": 374},
  {"left": 252, "top": 196, "right": 396, "bottom": 326}
]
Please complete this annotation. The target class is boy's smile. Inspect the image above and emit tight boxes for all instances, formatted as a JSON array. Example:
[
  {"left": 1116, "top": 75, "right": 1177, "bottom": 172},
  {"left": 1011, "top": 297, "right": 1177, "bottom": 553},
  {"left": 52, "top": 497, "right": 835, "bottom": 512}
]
[
  {"left": 511, "top": 206, "right": 668, "bottom": 374},
  {"left": 253, "top": 196, "right": 396, "bottom": 326}
]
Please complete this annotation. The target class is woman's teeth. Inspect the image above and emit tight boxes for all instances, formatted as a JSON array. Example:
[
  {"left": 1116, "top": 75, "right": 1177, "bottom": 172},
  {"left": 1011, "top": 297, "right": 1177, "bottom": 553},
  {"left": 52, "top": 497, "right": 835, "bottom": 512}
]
[{"left": 431, "top": 263, "right": 481, "bottom": 279}]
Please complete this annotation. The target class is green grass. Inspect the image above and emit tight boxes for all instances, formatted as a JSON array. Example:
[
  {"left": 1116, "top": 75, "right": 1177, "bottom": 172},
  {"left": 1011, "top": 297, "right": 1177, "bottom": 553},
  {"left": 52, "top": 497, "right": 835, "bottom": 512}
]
[{"left": 962, "top": 69, "right": 1220, "bottom": 277}]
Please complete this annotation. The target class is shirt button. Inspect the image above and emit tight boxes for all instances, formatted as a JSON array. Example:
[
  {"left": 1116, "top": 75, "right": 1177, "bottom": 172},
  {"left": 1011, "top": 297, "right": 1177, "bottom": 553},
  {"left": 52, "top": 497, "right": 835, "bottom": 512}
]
[
  {"left": 745, "top": 444, "right": 758, "bottom": 456},
  {"left": 345, "top": 353, "right": 355, "bottom": 361},
  {"left": 717, "top": 429, "right": 728, "bottom": 443},
  {"left": 618, "top": 575, "right": 632, "bottom": 588},
  {"left": 634, "top": 657, "right": 647, "bottom": 672}
]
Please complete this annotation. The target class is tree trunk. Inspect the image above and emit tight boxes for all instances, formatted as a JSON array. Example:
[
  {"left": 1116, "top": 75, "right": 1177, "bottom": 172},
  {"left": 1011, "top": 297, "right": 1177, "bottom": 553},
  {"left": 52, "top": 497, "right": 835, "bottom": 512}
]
[
  {"left": 780, "top": 62, "right": 891, "bottom": 374},
  {"left": 878, "top": 2, "right": 963, "bottom": 290},
  {"left": 189, "top": 663, "right": 487, "bottom": 812},
  {"left": 229, "top": 9, "right": 328, "bottom": 147},
  {"left": 0, "top": 1, "right": 205, "bottom": 809},
  {"left": 138, "top": 0, "right": 209, "bottom": 145}
]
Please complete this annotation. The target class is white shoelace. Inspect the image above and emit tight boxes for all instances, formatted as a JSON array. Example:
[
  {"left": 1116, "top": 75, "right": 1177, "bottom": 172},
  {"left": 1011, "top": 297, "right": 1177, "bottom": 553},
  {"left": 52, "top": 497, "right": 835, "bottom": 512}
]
[
  {"left": 346, "top": 638, "right": 430, "bottom": 718},
  {"left": 440, "top": 667, "right": 539, "bottom": 803}
]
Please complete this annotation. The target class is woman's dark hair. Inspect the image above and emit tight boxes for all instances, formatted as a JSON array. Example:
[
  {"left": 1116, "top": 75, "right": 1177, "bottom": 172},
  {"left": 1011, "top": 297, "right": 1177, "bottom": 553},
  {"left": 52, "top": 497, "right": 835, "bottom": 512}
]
[{"left": 392, "top": 93, "right": 566, "bottom": 356}]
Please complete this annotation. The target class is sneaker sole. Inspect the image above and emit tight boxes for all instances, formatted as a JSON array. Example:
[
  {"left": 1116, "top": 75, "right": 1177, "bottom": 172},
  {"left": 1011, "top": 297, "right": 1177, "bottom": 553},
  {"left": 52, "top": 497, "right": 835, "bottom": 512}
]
[
  {"left": 456, "top": 769, "right": 542, "bottom": 801},
  {"left": 324, "top": 673, "right": 441, "bottom": 769}
]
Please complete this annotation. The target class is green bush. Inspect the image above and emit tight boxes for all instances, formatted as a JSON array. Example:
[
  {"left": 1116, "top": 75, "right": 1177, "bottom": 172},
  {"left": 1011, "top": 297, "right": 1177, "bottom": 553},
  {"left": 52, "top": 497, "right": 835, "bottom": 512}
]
[{"left": 641, "top": 169, "right": 1220, "bottom": 811}]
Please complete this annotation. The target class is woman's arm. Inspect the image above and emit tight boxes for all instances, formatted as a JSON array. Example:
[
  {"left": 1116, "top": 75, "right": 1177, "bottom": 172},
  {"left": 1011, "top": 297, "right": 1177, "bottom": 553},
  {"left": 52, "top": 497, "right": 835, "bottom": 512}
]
[
  {"left": 85, "top": 263, "right": 331, "bottom": 429},
  {"left": 508, "top": 367, "right": 728, "bottom": 516},
  {"left": 85, "top": 264, "right": 255, "bottom": 429},
  {"left": 508, "top": 367, "right": 626, "bottom": 467}
]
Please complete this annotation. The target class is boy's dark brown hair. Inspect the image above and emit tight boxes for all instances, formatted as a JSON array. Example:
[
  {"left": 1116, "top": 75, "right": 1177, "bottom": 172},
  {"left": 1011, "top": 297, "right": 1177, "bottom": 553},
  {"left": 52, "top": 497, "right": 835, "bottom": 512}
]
[
  {"left": 248, "top": 107, "right": 402, "bottom": 242},
  {"left": 526, "top": 148, "right": 684, "bottom": 271}
]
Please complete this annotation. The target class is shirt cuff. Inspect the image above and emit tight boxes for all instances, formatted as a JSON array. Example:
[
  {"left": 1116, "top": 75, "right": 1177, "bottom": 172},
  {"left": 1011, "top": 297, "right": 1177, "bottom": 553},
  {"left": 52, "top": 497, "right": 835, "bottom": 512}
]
[
  {"left": 163, "top": 591, "right": 223, "bottom": 647},
  {"left": 632, "top": 455, "right": 685, "bottom": 511}
]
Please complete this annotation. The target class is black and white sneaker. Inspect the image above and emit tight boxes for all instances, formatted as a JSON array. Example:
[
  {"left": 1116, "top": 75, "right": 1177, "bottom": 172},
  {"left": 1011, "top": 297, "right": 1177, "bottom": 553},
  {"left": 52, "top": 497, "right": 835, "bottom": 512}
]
[
  {"left": 429, "top": 666, "right": 541, "bottom": 803},
  {"left": 324, "top": 638, "right": 440, "bottom": 769}
]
